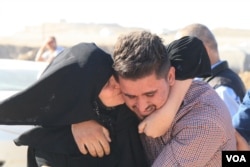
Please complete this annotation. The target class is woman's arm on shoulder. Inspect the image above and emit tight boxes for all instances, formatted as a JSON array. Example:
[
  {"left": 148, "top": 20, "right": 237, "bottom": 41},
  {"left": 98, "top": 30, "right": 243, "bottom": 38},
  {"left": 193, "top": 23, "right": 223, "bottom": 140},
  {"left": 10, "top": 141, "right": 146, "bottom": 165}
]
[{"left": 138, "top": 79, "right": 192, "bottom": 138}]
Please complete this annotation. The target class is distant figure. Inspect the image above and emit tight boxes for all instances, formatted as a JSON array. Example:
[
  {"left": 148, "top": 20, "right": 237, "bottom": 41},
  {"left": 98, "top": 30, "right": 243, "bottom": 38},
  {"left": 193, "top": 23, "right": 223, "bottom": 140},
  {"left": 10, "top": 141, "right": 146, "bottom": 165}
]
[
  {"left": 233, "top": 90, "right": 250, "bottom": 146},
  {"left": 35, "top": 36, "right": 64, "bottom": 63},
  {"left": 175, "top": 23, "right": 246, "bottom": 117}
]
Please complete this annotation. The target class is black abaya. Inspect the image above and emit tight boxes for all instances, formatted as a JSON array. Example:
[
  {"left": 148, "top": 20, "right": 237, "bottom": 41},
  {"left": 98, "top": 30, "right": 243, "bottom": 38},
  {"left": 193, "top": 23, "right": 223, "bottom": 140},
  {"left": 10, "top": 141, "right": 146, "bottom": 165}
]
[{"left": 0, "top": 43, "right": 148, "bottom": 167}]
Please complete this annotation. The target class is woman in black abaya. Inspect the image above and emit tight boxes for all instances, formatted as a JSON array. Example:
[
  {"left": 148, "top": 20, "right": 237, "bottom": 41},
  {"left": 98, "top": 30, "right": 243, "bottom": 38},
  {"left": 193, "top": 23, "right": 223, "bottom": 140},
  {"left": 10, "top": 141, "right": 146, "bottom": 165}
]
[{"left": 0, "top": 43, "right": 148, "bottom": 167}]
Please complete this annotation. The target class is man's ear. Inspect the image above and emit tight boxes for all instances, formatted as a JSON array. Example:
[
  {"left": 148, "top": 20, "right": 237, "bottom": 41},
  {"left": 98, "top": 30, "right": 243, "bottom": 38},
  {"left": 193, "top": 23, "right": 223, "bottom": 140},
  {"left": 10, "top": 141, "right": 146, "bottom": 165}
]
[{"left": 167, "top": 67, "right": 175, "bottom": 86}]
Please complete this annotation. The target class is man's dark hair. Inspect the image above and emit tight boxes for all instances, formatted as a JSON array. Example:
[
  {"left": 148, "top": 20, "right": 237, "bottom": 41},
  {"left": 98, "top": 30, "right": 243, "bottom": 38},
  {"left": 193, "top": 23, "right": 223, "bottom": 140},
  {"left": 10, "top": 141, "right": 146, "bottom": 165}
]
[{"left": 112, "top": 31, "right": 171, "bottom": 80}]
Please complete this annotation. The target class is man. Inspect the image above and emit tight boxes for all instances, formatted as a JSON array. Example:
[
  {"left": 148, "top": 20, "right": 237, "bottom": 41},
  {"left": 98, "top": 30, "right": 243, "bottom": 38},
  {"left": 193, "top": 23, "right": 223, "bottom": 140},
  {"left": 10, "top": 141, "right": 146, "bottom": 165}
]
[
  {"left": 35, "top": 36, "right": 64, "bottom": 63},
  {"left": 175, "top": 23, "right": 246, "bottom": 117},
  {"left": 111, "top": 31, "right": 236, "bottom": 166},
  {"left": 233, "top": 90, "right": 250, "bottom": 147}
]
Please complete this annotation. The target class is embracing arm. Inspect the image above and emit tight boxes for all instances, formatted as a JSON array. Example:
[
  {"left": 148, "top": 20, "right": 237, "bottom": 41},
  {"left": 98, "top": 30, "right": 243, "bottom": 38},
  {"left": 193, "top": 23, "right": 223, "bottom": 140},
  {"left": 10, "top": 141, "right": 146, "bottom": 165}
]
[
  {"left": 139, "top": 79, "right": 192, "bottom": 138},
  {"left": 35, "top": 40, "right": 48, "bottom": 62}
]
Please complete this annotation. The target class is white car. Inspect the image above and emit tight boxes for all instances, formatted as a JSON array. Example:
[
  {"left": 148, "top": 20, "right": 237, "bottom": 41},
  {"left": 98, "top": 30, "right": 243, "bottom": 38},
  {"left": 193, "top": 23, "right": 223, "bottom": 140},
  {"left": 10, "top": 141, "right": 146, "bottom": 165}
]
[{"left": 0, "top": 59, "right": 48, "bottom": 167}]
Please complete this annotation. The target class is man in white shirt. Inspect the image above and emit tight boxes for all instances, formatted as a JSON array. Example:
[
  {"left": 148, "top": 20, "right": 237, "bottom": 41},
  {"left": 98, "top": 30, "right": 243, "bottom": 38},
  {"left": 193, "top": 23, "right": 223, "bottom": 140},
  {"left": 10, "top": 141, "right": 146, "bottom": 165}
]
[{"left": 35, "top": 36, "right": 64, "bottom": 63}]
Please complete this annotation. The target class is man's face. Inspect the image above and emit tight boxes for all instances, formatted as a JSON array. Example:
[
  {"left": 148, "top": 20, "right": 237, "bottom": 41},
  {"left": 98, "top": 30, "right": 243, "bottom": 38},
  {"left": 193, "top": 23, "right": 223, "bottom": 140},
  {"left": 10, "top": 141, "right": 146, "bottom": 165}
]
[
  {"left": 118, "top": 67, "right": 175, "bottom": 120},
  {"left": 46, "top": 38, "right": 57, "bottom": 50}
]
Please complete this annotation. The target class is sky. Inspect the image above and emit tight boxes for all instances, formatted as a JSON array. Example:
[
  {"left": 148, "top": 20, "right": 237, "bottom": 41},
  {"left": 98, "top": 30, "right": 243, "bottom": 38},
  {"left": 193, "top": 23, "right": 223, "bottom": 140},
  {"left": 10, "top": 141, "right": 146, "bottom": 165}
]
[{"left": 1, "top": 0, "right": 250, "bottom": 36}]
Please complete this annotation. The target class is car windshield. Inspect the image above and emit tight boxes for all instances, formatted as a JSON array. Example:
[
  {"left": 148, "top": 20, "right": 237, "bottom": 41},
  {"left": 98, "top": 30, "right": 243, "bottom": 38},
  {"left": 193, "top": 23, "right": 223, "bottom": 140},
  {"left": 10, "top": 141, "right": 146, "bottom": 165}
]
[
  {"left": 0, "top": 68, "right": 40, "bottom": 91},
  {"left": 0, "top": 59, "right": 48, "bottom": 102}
]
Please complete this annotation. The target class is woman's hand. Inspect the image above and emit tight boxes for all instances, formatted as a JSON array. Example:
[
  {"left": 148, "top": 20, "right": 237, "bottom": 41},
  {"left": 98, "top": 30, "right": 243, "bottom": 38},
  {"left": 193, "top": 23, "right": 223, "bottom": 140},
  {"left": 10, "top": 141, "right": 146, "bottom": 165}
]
[{"left": 71, "top": 120, "right": 111, "bottom": 157}]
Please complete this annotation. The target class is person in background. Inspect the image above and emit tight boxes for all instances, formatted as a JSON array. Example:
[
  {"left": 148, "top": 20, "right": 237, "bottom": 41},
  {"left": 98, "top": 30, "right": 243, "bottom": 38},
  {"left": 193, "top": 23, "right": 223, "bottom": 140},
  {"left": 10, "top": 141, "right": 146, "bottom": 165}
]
[
  {"left": 175, "top": 23, "right": 246, "bottom": 117},
  {"left": 233, "top": 89, "right": 250, "bottom": 148},
  {"left": 35, "top": 36, "right": 64, "bottom": 63},
  {"left": 112, "top": 31, "right": 236, "bottom": 166}
]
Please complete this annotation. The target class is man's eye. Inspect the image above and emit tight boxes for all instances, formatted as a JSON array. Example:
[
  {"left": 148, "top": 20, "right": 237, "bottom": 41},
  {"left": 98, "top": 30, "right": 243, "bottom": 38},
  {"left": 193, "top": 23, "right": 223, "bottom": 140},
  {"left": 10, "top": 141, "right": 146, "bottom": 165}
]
[
  {"left": 126, "top": 95, "right": 135, "bottom": 99},
  {"left": 146, "top": 93, "right": 154, "bottom": 97}
]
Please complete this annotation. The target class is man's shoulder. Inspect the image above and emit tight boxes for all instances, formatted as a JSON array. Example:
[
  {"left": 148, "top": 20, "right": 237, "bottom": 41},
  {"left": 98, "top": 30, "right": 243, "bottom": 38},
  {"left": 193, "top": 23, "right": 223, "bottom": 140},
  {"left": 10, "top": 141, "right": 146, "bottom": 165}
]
[
  {"left": 183, "top": 80, "right": 232, "bottom": 124},
  {"left": 186, "top": 80, "right": 224, "bottom": 105},
  {"left": 190, "top": 80, "right": 213, "bottom": 92}
]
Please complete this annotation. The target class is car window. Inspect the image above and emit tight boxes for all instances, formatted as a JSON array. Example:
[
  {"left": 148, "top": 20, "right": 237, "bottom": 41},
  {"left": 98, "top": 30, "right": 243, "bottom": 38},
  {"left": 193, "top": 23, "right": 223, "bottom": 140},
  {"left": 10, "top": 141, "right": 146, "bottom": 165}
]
[{"left": 0, "top": 69, "right": 39, "bottom": 91}]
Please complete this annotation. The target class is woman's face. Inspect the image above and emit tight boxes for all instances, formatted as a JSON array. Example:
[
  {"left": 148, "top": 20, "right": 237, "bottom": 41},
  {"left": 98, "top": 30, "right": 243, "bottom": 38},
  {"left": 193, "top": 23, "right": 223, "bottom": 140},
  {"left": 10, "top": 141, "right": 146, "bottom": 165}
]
[{"left": 98, "top": 76, "right": 124, "bottom": 107}]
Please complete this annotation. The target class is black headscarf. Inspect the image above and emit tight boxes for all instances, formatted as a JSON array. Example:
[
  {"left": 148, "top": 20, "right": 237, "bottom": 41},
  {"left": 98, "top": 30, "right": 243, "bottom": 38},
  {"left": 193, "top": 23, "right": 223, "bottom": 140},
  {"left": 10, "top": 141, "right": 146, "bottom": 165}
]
[
  {"left": 167, "top": 36, "right": 211, "bottom": 80},
  {"left": 0, "top": 43, "right": 114, "bottom": 126}
]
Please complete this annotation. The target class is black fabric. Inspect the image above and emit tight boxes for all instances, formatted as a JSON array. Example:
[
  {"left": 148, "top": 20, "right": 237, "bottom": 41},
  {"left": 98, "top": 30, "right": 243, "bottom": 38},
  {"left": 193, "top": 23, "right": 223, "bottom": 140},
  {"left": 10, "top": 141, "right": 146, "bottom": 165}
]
[
  {"left": 27, "top": 147, "right": 39, "bottom": 167},
  {"left": 16, "top": 103, "right": 148, "bottom": 167},
  {"left": 0, "top": 43, "right": 114, "bottom": 126},
  {"left": 166, "top": 36, "right": 212, "bottom": 80},
  {"left": 203, "top": 61, "right": 246, "bottom": 101}
]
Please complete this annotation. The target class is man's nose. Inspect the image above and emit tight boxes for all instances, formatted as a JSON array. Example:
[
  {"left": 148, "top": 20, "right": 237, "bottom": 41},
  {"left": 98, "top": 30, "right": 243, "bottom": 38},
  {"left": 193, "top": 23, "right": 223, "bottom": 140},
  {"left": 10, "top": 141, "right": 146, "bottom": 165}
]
[{"left": 136, "top": 99, "right": 149, "bottom": 113}]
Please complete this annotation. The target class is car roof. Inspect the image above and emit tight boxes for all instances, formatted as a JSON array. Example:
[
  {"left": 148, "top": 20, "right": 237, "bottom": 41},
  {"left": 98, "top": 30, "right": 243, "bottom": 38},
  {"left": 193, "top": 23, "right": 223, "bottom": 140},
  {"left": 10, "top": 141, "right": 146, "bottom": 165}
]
[{"left": 0, "top": 58, "right": 48, "bottom": 69}]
